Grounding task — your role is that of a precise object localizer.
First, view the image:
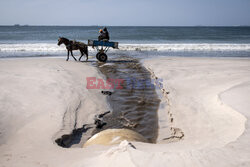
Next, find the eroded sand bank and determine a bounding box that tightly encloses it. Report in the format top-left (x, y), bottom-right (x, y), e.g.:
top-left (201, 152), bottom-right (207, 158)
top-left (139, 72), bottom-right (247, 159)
top-left (0, 58), bottom-right (110, 166)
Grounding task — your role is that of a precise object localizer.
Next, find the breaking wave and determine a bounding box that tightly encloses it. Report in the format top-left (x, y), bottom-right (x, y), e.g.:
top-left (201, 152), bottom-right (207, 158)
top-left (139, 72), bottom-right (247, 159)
top-left (0, 43), bottom-right (66, 52)
top-left (119, 43), bottom-right (250, 51)
top-left (1, 43), bottom-right (250, 53)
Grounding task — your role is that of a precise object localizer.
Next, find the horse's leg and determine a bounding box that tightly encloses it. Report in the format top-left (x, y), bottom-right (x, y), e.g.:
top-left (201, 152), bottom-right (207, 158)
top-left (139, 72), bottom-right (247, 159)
top-left (85, 47), bottom-right (88, 61)
top-left (66, 50), bottom-right (69, 61)
top-left (70, 50), bottom-right (77, 61)
top-left (86, 53), bottom-right (88, 61)
top-left (79, 50), bottom-right (83, 61)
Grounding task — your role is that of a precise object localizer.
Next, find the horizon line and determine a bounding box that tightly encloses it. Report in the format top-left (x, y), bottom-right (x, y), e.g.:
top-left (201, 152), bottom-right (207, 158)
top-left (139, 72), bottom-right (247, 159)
top-left (0, 24), bottom-right (250, 27)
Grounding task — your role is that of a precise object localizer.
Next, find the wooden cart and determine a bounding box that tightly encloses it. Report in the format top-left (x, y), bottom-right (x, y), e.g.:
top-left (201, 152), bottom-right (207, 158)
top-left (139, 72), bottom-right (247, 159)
top-left (88, 40), bottom-right (119, 62)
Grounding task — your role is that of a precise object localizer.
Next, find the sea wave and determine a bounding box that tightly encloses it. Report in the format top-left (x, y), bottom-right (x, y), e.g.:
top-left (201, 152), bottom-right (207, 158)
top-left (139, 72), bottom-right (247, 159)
top-left (120, 43), bottom-right (250, 51)
top-left (0, 43), bottom-right (65, 52)
top-left (0, 43), bottom-right (250, 52)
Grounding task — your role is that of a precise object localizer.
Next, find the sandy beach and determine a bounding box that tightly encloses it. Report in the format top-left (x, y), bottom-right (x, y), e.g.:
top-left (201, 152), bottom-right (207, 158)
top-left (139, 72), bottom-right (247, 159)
top-left (0, 57), bottom-right (250, 167)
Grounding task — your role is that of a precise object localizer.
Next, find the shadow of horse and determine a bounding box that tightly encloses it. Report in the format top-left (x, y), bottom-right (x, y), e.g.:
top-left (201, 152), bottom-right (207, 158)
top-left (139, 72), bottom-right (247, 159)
top-left (58, 37), bottom-right (88, 61)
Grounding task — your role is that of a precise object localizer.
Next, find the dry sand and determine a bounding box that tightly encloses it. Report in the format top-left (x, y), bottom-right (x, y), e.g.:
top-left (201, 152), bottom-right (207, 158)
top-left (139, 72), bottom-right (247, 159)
top-left (0, 57), bottom-right (250, 167)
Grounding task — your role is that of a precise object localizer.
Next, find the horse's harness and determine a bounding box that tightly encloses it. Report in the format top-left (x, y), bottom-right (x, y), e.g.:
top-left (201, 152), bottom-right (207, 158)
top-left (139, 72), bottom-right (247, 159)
top-left (66, 41), bottom-right (74, 49)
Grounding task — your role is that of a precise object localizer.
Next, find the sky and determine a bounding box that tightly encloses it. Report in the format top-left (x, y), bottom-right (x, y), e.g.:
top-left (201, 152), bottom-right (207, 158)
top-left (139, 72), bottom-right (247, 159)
top-left (0, 0), bottom-right (250, 26)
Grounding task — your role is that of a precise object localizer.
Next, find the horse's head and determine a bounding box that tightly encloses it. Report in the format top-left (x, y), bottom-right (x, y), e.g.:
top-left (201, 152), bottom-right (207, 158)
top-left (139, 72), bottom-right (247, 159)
top-left (57, 37), bottom-right (63, 46)
top-left (58, 37), bottom-right (69, 46)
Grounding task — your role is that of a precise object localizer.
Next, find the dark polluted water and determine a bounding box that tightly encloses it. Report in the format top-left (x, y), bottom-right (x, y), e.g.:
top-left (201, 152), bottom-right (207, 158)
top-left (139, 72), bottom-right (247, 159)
top-left (92, 55), bottom-right (160, 143)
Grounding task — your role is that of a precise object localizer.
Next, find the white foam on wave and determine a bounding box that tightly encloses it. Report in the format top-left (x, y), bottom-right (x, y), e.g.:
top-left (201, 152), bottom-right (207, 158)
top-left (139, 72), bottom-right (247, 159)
top-left (0, 43), bottom-right (250, 52)
top-left (0, 43), bottom-right (66, 52)
top-left (120, 43), bottom-right (250, 51)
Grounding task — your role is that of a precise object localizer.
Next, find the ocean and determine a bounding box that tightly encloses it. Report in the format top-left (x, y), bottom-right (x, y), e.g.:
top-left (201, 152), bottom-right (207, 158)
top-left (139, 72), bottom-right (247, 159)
top-left (0, 26), bottom-right (250, 58)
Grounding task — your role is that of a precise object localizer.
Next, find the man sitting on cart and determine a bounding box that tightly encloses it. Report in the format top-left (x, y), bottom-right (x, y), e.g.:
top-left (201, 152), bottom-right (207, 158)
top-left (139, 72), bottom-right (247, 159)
top-left (98, 27), bottom-right (110, 41)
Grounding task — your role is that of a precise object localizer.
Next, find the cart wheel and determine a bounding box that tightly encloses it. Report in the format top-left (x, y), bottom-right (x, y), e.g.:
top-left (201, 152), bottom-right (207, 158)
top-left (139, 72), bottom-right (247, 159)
top-left (98, 53), bottom-right (107, 62)
top-left (96, 52), bottom-right (100, 60)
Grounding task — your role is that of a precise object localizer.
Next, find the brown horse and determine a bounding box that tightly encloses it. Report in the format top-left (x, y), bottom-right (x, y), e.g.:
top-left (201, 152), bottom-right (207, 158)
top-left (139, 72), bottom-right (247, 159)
top-left (57, 37), bottom-right (88, 61)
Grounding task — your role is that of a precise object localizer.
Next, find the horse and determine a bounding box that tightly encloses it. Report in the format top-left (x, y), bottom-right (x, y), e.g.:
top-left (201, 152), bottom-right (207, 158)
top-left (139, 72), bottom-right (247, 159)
top-left (57, 37), bottom-right (88, 61)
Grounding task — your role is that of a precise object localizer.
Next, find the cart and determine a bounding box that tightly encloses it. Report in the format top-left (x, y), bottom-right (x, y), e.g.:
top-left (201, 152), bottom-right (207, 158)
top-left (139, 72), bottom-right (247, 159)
top-left (88, 40), bottom-right (119, 62)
